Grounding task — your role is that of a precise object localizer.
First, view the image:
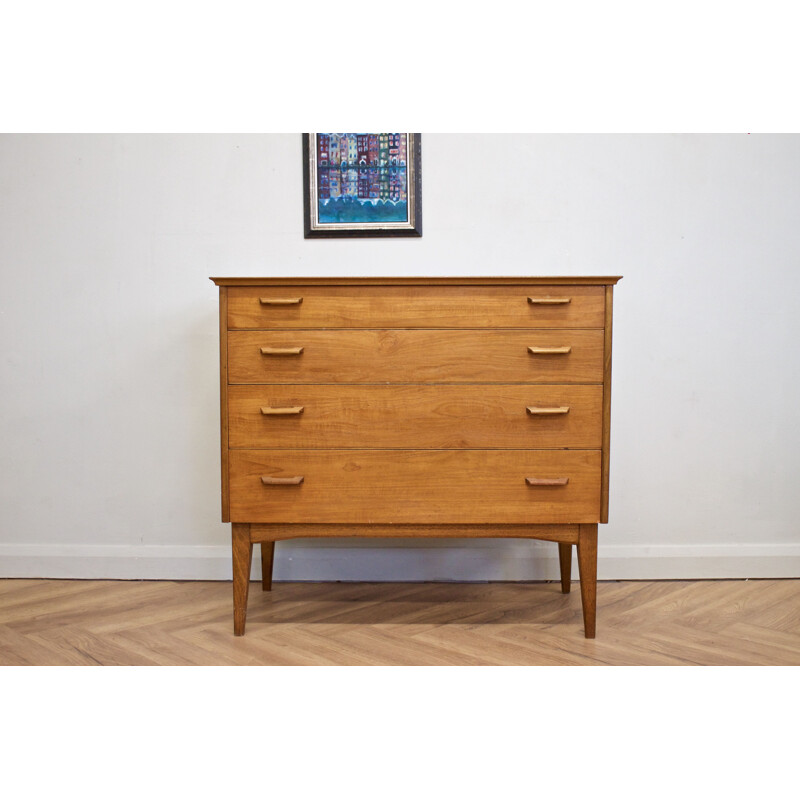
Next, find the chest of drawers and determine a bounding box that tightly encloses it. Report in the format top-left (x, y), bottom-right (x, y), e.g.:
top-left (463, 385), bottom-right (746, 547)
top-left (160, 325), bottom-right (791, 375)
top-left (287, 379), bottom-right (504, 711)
top-left (211, 276), bottom-right (621, 638)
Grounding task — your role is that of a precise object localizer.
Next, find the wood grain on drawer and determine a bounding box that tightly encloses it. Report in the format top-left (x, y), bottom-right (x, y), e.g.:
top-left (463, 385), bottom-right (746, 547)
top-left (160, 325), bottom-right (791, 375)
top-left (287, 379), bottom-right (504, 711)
top-left (227, 329), bottom-right (604, 384)
top-left (227, 285), bottom-right (605, 329)
top-left (228, 449), bottom-right (601, 524)
top-left (228, 384), bottom-right (602, 449)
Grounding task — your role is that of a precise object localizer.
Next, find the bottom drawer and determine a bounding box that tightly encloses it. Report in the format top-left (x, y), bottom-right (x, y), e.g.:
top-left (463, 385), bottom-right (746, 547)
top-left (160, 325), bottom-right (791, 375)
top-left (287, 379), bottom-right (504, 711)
top-left (228, 450), bottom-right (601, 524)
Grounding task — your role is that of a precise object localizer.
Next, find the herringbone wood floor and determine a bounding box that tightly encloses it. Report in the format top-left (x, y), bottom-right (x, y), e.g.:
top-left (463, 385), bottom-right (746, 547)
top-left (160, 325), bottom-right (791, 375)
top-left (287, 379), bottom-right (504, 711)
top-left (1, 578), bottom-right (799, 665)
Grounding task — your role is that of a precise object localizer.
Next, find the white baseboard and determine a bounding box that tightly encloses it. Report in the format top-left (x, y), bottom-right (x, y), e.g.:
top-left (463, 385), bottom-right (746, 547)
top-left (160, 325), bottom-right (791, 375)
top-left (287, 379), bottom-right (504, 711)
top-left (1, 540), bottom-right (799, 581)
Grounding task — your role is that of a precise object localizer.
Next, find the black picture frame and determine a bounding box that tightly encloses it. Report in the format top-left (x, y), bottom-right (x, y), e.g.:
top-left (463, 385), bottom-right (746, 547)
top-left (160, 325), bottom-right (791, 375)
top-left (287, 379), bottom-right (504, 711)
top-left (303, 133), bottom-right (422, 238)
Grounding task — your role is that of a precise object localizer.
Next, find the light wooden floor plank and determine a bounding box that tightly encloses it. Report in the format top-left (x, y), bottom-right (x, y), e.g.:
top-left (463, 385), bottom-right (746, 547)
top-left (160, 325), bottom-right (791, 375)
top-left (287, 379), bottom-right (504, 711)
top-left (1, 578), bottom-right (798, 666)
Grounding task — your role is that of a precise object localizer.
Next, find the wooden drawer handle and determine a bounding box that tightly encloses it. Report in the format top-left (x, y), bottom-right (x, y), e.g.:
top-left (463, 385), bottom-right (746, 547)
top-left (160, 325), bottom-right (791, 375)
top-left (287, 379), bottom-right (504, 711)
top-left (526, 477), bottom-right (569, 486)
top-left (260, 297), bottom-right (303, 305)
top-left (528, 346), bottom-right (572, 355)
top-left (527, 406), bottom-right (570, 415)
top-left (261, 406), bottom-right (304, 415)
top-left (260, 346), bottom-right (304, 356)
top-left (527, 296), bottom-right (571, 305)
top-left (261, 475), bottom-right (304, 485)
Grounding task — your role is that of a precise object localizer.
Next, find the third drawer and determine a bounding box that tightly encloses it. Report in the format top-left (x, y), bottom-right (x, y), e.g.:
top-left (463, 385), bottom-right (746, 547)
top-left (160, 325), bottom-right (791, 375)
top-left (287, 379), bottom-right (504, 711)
top-left (228, 384), bottom-right (602, 449)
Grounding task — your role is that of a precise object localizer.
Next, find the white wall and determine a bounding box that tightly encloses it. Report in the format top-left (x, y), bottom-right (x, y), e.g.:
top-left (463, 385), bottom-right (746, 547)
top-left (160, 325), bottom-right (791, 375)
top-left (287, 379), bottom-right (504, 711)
top-left (1, 133), bottom-right (799, 581)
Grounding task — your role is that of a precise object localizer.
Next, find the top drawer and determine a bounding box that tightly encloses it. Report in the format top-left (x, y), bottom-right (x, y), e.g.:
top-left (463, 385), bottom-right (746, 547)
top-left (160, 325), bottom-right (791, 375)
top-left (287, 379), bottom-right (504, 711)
top-left (227, 285), bottom-right (605, 329)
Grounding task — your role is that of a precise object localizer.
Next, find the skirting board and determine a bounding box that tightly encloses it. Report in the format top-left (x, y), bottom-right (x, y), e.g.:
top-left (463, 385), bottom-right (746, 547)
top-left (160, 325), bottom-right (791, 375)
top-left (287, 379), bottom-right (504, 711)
top-left (1, 541), bottom-right (800, 581)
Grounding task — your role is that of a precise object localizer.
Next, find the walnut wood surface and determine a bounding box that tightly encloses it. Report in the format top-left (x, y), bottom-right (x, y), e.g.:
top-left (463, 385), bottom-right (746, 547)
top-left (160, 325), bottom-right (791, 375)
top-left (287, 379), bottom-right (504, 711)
top-left (259, 297), bottom-right (302, 305)
top-left (219, 287), bottom-right (230, 522)
top-left (227, 285), bottom-right (605, 329)
top-left (212, 276), bottom-right (623, 286)
top-left (578, 523), bottom-right (598, 638)
top-left (249, 523), bottom-right (581, 543)
top-left (558, 542), bottom-right (572, 593)
top-left (227, 329), bottom-right (604, 384)
top-left (228, 449), bottom-right (601, 524)
top-left (231, 523), bottom-right (252, 636)
top-left (228, 384), bottom-right (603, 449)
top-left (601, 285), bottom-right (614, 523)
top-left (261, 476), bottom-right (304, 485)
top-left (260, 542), bottom-right (274, 592)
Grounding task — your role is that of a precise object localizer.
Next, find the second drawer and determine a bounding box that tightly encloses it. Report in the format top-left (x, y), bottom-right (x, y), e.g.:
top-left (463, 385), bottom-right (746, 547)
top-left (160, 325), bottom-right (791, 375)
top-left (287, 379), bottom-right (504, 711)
top-left (228, 384), bottom-right (602, 449)
top-left (228, 329), bottom-right (604, 383)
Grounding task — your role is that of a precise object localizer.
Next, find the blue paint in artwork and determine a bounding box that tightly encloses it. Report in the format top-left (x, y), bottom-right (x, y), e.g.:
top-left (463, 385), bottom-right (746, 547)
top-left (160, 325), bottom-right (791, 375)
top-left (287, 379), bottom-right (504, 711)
top-left (319, 197), bottom-right (408, 224)
top-left (315, 134), bottom-right (410, 225)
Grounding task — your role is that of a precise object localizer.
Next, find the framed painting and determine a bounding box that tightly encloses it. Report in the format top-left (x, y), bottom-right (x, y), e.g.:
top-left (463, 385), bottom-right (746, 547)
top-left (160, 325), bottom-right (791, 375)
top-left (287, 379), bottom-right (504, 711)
top-left (303, 133), bottom-right (422, 238)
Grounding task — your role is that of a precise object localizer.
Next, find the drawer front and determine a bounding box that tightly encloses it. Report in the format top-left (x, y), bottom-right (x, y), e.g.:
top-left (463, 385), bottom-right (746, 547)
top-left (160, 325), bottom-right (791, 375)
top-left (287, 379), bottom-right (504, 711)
top-left (228, 384), bottom-right (603, 449)
top-left (227, 285), bottom-right (605, 329)
top-left (228, 449), bottom-right (601, 524)
top-left (227, 329), bottom-right (604, 384)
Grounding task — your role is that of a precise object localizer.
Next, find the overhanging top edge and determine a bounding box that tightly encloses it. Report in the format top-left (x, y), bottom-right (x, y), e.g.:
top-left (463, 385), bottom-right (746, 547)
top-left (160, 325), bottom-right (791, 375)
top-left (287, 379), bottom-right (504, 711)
top-left (210, 276), bottom-right (623, 286)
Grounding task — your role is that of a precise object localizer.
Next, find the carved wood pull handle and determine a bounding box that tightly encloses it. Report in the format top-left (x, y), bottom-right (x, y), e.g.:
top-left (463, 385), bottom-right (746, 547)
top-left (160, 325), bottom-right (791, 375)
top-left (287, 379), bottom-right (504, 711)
top-left (527, 296), bottom-right (571, 305)
top-left (260, 297), bottom-right (303, 305)
top-left (261, 406), bottom-right (304, 415)
top-left (526, 477), bottom-right (569, 486)
top-left (528, 346), bottom-right (572, 355)
top-left (261, 476), bottom-right (304, 485)
top-left (260, 347), bottom-right (304, 356)
top-left (527, 406), bottom-right (570, 415)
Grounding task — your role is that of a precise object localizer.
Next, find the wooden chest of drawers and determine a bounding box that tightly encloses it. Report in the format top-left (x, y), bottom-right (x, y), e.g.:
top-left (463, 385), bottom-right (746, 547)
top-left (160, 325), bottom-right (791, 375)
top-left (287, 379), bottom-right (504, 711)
top-left (211, 276), bottom-right (621, 637)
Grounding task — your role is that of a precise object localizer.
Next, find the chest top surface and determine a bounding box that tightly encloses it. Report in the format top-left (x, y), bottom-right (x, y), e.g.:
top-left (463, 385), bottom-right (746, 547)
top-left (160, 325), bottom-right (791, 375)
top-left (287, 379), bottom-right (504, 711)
top-left (211, 276), bottom-right (622, 286)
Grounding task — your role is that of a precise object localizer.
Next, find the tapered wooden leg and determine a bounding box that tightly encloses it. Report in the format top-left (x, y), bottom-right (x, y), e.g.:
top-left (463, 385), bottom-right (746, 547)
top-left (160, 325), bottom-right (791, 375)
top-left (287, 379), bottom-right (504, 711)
top-left (558, 542), bottom-right (572, 594)
top-left (232, 523), bottom-right (253, 636)
top-left (260, 541), bottom-right (275, 591)
top-left (577, 523), bottom-right (598, 638)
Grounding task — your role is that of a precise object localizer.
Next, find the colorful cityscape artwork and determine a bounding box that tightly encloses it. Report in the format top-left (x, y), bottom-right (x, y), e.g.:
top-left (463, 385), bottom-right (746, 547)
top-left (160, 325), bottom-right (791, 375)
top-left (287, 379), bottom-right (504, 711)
top-left (303, 133), bottom-right (421, 237)
top-left (317, 133), bottom-right (409, 224)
